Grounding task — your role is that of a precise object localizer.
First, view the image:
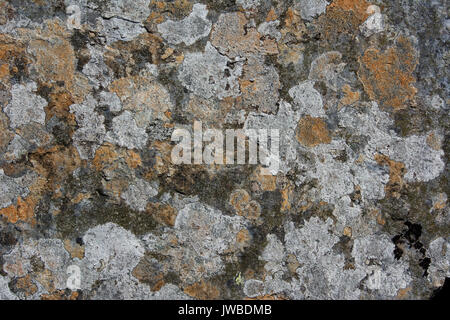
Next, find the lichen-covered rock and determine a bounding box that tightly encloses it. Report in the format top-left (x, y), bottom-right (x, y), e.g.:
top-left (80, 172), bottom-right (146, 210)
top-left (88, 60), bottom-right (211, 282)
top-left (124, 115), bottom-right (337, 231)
top-left (157, 3), bottom-right (212, 46)
top-left (0, 0), bottom-right (448, 301)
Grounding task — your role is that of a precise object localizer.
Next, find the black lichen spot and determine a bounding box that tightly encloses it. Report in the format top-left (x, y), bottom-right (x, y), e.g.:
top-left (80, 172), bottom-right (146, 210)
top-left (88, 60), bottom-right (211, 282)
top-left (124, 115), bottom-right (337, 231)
top-left (392, 221), bottom-right (431, 276)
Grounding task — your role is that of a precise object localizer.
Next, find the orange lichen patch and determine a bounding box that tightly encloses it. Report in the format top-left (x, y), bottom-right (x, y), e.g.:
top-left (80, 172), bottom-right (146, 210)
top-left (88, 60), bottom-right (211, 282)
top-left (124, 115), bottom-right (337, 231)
top-left (250, 166), bottom-right (277, 192)
top-left (328, 0), bottom-right (371, 22)
top-left (296, 116), bottom-right (332, 147)
top-left (236, 229), bottom-right (251, 244)
top-left (14, 275), bottom-right (38, 297)
top-left (375, 154), bottom-right (406, 198)
top-left (161, 47), bottom-right (174, 60)
top-left (30, 145), bottom-right (82, 187)
top-left (0, 1), bottom-right (14, 25)
top-left (0, 63), bottom-right (9, 82)
top-left (132, 259), bottom-right (166, 292)
top-left (426, 132), bottom-right (442, 151)
top-left (229, 189), bottom-right (251, 213)
top-left (71, 192), bottom-right (91, 204)
top-left (319, 5), bottom-right (363, 40)
top-left (0, 34), bottom-right (25, 60)
top-left (184, 281), bottom-right (220, 300)
top-left (109, 75), bottom-right (171, 122)
top-left (266, 8), bottom-right (278, 22)
top-left (45, 90), bottom-right (75, 121)
top-left (343, 226), bottom-right (352, 237)
top-left (41, 291), bottom-right (79, 300)
top-left (148, 140), bottom-right (174, 176)
top-left (0, 111), bottom-right (14, 149)
top-left (0, 34), bottom-right (29, 87)
top-left (210, 12), bottom-right (278, 58)
top-left (228, 189), bottom-right (262, 221)
top-left (358, 37), bottom-right (418, 111)
top-left (432, 193), bottom-right (447, 211)
top-left (242, 201), bottom-right (262, 221)
top-left (146, 0), bottom-right (193, 28)
top-left (26, 21), bottom-right (75, 91)
top-left (92, 143), bottom-right (119, 171)
top-left (369, 208), bottom-right (386, 226)
top-left (104, 33), bottom-right (163, 71)
top-left (280, 181), bottom-right (294, 212)
top-left (0, 196), bottom-right (36, 224)
top-left (339, 84), bottom-right (360, 106)
top-left (146, 202), bottom-right (177, 227)
top-left (280, 8), bottom-right (306, 42)
top-left (396, 287), bottom-right (412, 300)
top-left (186, 94), bottom-right (233, 127)
top-left (126, 150), bottom-right (142, 169)
top-left (64, 239), bottom-right (85, 259)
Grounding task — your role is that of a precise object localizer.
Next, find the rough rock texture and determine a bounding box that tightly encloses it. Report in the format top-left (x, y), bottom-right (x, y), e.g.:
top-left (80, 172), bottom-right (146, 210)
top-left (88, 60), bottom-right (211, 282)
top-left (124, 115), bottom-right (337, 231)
top-left (0, 0), bottom-right (448, 300)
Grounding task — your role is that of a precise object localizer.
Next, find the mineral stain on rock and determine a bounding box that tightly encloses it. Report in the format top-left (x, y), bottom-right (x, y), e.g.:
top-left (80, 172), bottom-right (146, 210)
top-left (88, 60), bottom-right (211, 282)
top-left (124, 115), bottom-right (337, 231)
top-left (0, 0), bottom-right (448, 301)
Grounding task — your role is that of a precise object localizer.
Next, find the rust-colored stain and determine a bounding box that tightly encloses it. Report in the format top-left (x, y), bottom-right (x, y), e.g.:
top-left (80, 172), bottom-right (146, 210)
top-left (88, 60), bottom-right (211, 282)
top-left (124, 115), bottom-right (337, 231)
top-left (358, 37), bottom-right (418, 111)
top-left (296, 116), bottom-right (332, 147)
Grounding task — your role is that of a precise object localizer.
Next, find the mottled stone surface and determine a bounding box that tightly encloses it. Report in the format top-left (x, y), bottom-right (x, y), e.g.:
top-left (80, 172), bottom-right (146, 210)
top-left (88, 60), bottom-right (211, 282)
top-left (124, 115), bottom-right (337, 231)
top-left (0, 0), bottom-right (448, 300)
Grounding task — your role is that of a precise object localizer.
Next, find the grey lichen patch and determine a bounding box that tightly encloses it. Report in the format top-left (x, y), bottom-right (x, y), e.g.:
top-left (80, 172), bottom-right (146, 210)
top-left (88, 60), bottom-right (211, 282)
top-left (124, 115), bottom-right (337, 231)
top-left (82, 222), bottom-right (145, 281)
top-left (101, 18), bottom-right (148, 44)
top-left (3, 82), bottom-right (47, 129)
top-left (309, 51), bottom-right (346, 91)
top-left (82, 45), bottom-right (114, 89)
top-left (121, 178), bottom-right (159, 212)
top-left (360, 12), bottom-right (385, 37)
top-left (178, 42), bottom-right (243, 99)
top-left (352, 234), bottom-right (412, 297)
top-left (70, 95), bottom-right (106, 160)
top-left (0, 169), bottom-right (35, 209)
top-left (1, 0), bottom-right (448, 301)
top-left (105, 111), bottom-right (148, 149)
top-left (0, 276), bottom-right (18, 300)
top-left (384, 135), bottom-right (445, 183)
top-left (94, 0), bottom-right (151, 22)
top-left (157, 3), bottom-right (212, 46)
top-left (237, 0), bottom-right (261, 10)
top-left (295, 0), bottom-right (329, 21)
top-left (240, 55), bottom-right (280, 113)
top-left (98, 91), bottom-right (123, 113)
top-left (289, 81), bottom-right (325, 117)
top-left (427, 237), bottom-right (449, 287)
top-left (257, 21), bottom-right (282, 41)
top-left (283, 217), bottom-right (365, 299)
top-left (174, 201), bottom-right (247, 258)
